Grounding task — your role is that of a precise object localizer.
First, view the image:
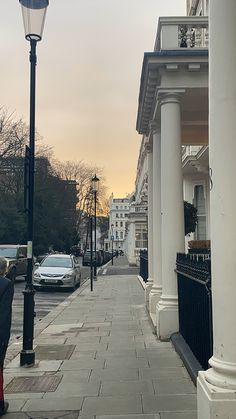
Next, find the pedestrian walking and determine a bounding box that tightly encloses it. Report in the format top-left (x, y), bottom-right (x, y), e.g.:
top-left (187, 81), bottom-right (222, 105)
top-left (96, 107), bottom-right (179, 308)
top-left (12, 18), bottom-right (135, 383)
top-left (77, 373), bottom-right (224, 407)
top-left (0, 257), bottom-right (14, 416)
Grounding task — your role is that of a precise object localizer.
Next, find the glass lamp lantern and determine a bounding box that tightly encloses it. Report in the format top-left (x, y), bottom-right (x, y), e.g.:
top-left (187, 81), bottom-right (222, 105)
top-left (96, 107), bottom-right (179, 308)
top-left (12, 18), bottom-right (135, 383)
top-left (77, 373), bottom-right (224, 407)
top-left (19, 0), bottom-right (49, 41)
top-left (92, 174), bottom-right (100, 192)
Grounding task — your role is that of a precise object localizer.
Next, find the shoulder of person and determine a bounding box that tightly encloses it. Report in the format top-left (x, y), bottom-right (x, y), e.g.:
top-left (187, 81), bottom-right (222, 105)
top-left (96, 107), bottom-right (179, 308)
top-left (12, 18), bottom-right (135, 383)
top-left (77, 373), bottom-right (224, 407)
top-left (0, 276), bottom-right (13, 294)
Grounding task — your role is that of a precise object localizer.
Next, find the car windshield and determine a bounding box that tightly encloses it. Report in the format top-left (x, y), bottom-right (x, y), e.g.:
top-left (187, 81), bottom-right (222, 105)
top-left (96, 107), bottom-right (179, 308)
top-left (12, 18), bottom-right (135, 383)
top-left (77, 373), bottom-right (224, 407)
top-left (0, 248), bottom-right (17, 258)
top-left (40, 257), bottom-right (72, 268)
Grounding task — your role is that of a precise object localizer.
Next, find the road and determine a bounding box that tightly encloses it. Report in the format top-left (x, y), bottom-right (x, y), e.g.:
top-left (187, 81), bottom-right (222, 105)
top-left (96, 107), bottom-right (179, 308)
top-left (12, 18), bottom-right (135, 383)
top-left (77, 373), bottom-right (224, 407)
top-left (11, 265), bottom-right (91, 338)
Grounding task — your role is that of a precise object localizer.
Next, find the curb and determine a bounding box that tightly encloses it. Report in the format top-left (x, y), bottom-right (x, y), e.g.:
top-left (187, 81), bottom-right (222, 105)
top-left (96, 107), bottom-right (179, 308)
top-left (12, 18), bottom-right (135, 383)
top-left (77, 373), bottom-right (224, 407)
top-left (137, 274), bottom-right (147, 290)
top-left (5, 278), bottom-right (90, 366)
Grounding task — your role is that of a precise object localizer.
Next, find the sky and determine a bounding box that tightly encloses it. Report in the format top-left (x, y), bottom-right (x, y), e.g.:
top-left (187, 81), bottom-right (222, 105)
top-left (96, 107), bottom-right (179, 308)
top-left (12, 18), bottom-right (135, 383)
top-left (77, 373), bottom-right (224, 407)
top-left (0, 0), bottom-right (185, 197)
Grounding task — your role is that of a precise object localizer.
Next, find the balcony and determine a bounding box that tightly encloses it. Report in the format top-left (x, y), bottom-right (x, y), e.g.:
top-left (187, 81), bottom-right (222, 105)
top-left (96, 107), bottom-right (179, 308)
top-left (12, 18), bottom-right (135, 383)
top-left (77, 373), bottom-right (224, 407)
top-left (136, 16), bottom-right (208, 138)
top-left (182, 145), bottom-right (203, 160)
top-left (154, 16), bottom-right (208, 51)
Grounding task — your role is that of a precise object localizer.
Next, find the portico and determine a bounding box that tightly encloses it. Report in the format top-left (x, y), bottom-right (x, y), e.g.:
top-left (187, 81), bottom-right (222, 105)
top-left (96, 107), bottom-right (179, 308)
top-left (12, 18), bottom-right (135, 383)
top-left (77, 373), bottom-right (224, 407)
top-left (136, 16), bottom-right (208, 339)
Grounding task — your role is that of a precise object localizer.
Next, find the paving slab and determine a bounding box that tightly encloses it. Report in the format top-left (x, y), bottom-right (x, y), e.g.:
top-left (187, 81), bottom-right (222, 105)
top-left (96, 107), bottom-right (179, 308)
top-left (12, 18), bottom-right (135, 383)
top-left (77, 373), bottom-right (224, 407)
top-left (100, 379), bottom-right (155, 396)
top-left (97, 416), bottom-right (160, 419)
top-left (96, 350), bottom-right (137, 358)
top-left (81, 395), bottom-right (143, 415)
top-left (42, 323), bottom-right (83, 334)
top-left (104, 358), bottom-right (149, 368)
top-left (140, 367), bottom-right (190, 380)
top-left (44, 381), bottom-right (100, 397)
top-left (60, 359), bottom-right (105, 370)
top-left (153, 378), bottom-right (196, 395)
top-left (142, 394), bottom-right (197, 413)
top-left (22, 396), bottom-right (84, 412)
top-left (160, 413), bottom-right (197, 419)
top-left (90, 368), bottom-right (139, 381)
top-left (5, 411), bottom-right (81, 418)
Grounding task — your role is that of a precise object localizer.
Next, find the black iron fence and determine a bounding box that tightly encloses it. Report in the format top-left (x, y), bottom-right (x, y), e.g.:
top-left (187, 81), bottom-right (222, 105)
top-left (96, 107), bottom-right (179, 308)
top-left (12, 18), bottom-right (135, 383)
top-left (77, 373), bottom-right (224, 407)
top-left (140, 249), bottom-right (148, 282)
top-left (176, 253), bottom-right (213, 370)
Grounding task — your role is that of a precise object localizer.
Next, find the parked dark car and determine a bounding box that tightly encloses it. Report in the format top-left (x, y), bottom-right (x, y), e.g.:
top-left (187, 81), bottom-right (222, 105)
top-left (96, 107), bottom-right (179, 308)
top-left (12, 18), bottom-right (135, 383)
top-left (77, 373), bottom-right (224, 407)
top-left (83, 250), bottom-right (102, 266)
top-left (0, 245), bottom-right (27, 282)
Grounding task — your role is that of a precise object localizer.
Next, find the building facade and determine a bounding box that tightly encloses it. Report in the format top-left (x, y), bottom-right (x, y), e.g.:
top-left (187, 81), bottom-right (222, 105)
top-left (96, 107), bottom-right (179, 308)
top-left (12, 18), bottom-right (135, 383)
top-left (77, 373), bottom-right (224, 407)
top-left (135, 0), bottom-right (236, 417)
top-left (108, 194), bottom-right (131, 252)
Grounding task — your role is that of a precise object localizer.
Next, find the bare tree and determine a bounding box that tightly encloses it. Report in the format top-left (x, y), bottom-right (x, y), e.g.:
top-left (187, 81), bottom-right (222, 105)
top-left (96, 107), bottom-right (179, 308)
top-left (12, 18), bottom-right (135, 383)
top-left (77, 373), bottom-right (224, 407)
top-left (53, 160), bottom-right (108, 249)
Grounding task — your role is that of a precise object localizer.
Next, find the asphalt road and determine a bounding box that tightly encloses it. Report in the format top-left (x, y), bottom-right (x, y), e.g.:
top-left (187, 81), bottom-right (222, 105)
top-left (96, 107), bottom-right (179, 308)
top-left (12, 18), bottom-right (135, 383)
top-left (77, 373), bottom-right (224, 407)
top-left (11, 265), bottom-right (91, 338)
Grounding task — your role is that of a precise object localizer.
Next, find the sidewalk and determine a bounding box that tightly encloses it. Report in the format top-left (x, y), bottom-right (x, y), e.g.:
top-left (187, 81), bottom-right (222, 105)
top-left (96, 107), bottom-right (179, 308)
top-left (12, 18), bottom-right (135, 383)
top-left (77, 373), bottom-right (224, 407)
top-left (4, 259), bottom-right (197, 418)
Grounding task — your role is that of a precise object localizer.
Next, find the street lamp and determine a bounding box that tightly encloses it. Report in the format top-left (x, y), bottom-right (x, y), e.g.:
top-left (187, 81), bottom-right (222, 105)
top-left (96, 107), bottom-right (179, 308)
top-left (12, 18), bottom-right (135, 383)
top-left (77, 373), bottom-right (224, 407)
top-left (92, 174), bottom-right (99, 279)
top-left (111, 223), bottom-right (114, 266)
top-left (19, 0), bottom-right (49, 367)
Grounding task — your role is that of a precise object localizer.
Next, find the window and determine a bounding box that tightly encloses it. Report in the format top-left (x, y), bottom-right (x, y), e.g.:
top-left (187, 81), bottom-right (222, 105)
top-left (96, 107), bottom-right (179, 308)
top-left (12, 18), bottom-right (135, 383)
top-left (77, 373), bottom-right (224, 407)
top-left (120, 221), bottom-right (123, 227)
top-left (116, 213), bottom-right (119, 218)
top-left (135, 223), bottom-right (148, 249)
top-left (120, 213), bottom-right (123, 218)
top-left (115, 231), bottom-right (119, 239)
top-left (115, 221), bottom-right (118, 227)
top-left (120, 231), bottom-right (123, 239)
top-left (194, 185), bottom-right (206, 240)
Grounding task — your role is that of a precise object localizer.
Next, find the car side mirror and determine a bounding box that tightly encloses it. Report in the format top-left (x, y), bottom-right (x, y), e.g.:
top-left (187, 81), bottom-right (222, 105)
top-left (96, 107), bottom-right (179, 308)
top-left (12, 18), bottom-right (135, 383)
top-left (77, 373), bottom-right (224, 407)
top-left (34, 262), bottom-right (40, 267)
top-left (18, 254), bottom-right (25, 259)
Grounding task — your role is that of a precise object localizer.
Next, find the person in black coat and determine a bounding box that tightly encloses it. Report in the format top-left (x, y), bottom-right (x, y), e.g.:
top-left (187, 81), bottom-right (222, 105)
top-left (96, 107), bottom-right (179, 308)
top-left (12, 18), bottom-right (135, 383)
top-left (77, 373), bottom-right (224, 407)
top-left (0, 257), bottom-right (14, 416)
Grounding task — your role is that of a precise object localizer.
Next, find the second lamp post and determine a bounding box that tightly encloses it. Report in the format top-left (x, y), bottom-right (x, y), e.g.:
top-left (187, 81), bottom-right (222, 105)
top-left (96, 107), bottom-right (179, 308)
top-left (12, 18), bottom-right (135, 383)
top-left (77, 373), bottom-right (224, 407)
top-left (92, 175), bottom-right (99, 280)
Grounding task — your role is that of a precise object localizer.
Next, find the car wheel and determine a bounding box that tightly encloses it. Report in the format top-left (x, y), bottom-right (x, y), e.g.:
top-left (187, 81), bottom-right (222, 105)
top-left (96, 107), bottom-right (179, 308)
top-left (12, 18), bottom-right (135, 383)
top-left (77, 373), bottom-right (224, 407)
top-left (70, 279), bottom-right (76, 292)
top-left (9, 268), bottom-right (16, 283)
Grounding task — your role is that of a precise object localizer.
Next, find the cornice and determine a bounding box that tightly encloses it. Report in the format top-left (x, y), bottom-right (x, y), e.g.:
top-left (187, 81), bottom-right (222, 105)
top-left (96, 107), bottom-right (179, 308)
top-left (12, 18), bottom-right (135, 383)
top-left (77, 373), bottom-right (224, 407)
top-left (136, 50), bottom-right (208, 136)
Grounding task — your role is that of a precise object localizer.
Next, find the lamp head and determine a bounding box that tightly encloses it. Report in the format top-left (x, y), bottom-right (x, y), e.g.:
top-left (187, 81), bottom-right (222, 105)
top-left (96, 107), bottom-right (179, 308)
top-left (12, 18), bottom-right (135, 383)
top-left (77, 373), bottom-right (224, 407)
top-left (19, 0), bottom-right (49, 42)
top-left (92, 174), bottom-right (100, 192)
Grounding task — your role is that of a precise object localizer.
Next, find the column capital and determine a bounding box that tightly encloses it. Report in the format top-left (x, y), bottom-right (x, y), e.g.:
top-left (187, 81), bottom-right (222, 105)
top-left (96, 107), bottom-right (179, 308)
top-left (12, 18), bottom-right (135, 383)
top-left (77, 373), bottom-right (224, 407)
top-left (158, 89), bottom-right (186, 106)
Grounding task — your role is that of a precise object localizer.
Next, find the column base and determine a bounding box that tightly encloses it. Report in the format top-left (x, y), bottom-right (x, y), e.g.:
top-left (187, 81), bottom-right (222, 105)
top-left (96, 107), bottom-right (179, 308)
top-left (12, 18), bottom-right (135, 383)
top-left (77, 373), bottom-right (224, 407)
top-left (145, 279), bottom-right (154, 306)
top-left (149, 285), bottom-right (162, 315)
top-left (197, 371), bottom-right (236, 419)
top-left (156, 295), bottom-right (179, 340)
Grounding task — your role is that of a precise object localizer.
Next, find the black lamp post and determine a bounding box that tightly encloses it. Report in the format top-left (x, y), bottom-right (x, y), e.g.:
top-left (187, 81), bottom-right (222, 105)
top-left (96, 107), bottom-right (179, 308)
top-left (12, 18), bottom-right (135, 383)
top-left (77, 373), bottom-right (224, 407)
top-left (92, 174), bottom-right (99, 279)
top-left (111, 223), bottom-right (114, 266)
top-left (19, 0), bottom-right (49, 367)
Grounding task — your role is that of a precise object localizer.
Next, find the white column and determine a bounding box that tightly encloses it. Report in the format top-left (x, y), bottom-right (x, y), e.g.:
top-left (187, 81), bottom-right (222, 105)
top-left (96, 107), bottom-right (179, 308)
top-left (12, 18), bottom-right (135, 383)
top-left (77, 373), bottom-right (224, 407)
top-left (198, 1), bottom-right (236, 417)
top-left (145, 141), bottom-right (154, 305)
top-left (127, 221), bottom-right (136, 266)
top-left (149, 127), bottom-right (162, 321)
top-left (157, 93), bottom-right (184, 340)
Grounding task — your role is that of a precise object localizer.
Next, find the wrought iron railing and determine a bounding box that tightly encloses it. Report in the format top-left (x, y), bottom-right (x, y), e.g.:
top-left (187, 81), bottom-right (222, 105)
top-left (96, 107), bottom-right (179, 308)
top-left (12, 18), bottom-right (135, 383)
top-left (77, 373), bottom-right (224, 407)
top-left (139, 249), bottom-right (148, 282)
top-left (176, 253), bottom-right (213, 370)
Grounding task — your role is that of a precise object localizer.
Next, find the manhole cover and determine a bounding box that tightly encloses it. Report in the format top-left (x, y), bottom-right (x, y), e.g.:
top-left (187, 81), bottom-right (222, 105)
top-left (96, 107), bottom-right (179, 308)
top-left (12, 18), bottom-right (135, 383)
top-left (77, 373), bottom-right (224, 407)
top-left (5, 375), bottom-right (62, 393)
top-left (35, 345), bottom-right (75, 360)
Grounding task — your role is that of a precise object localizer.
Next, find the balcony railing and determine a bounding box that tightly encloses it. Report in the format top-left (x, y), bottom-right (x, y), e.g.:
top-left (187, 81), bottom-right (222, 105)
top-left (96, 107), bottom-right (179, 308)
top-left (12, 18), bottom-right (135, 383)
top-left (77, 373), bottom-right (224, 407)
top-left (139, 249), bottom-right (148, 282)
top-left (182, 145), bottom-right (203, 160)
top-left (155, 16), bottom-right (208, 51)
top-left (130, 205), bottom-right (148, 214)
top-left (176, 253), bottom-right (213, 370)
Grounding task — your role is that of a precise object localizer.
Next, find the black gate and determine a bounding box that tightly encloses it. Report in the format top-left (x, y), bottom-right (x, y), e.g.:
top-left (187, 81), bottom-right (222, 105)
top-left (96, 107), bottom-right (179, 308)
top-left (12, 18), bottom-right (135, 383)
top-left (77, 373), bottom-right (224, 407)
top-left (139, 249), bottom-right (148, 282)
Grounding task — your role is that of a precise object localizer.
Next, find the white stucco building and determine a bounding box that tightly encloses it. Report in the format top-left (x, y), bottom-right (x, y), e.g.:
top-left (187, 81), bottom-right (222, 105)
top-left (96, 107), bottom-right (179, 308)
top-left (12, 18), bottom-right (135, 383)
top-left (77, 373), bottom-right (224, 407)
top-left (108, 194), bottom-right (131, 252)
top-left (134, 0), bottom-right (236, 417)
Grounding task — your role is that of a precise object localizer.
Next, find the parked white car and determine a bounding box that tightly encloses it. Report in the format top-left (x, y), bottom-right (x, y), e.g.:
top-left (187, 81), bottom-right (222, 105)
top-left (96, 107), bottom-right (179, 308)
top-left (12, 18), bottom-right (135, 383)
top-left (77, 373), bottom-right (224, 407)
top-left (33, 254), bottom-right (81, 290)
